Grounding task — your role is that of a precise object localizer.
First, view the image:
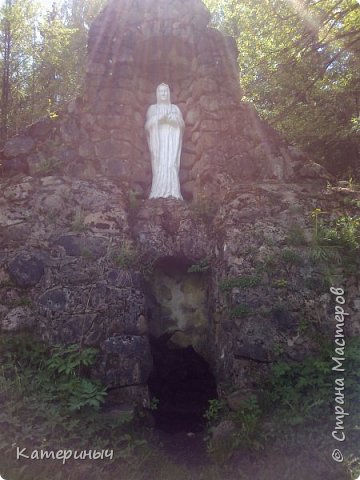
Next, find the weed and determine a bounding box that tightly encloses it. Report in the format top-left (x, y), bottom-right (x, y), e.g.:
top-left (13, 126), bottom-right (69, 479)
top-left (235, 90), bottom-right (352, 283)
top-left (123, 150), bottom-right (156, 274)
top-left (231, 395), bottom-right (263, 450)
top-left (112, 244), bottom-right (138, 269)
top-left (310, 209), bottom-right (360, 266)
top-left (281, 249), bottom-right (303, 265)
top-left (219, 275), bottom-right (260, 292)
top-left (298, 318), bottom-right (312, 334)
top-left (204, 398), bottom-right (227, 424)
top-left (188, 257), bottom-right (210, 273)
top-left (230, 305), bottom-right (250, 318)
top-left (273, 279), bottom-right (288, 288)
top-left (36, 156), bottom-right (63, 174)
top-left (260, 255), bottom-right (277, 272)
top-left (149, 397), bottom-right (159, 411)
top-left (0, 334), bottom-right (107, 412)
top-left (265, 337), bottom-right (360, 426)
top-left (47, 99), bottom-right (59, 120)
top-left (309, 244), bottom-right (341, 264)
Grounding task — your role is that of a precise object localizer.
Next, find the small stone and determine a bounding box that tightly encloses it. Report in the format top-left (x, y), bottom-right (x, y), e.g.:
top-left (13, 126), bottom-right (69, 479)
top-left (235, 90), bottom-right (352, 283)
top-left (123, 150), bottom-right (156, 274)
top-left (1, 306), bottom-right (34, 331)
top-left (4, 182), bottom-right (33, 201)
top-left (8, 253), bottom-right (45, 288)
top-left (38, 288), bottom-right (71, 313)
top-left (40, 194), bottom-right (66, 213)
top-left (1, 307), bottom-right (34, 332)
top-left (100, 335), bottom-right (153, 387)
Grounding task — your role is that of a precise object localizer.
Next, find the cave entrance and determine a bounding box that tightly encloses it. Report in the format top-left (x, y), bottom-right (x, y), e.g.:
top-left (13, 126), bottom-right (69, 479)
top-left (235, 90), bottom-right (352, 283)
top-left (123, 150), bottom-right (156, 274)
top-left (148, 333), bottom-right (217, 433)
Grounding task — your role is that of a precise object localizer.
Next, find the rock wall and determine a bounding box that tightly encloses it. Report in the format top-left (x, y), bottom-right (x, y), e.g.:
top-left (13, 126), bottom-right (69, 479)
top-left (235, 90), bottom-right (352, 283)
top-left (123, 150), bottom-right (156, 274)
top-left (0, 0), bottom-right (358, 406)
top-left (1, 171), bottom-right (359, 401)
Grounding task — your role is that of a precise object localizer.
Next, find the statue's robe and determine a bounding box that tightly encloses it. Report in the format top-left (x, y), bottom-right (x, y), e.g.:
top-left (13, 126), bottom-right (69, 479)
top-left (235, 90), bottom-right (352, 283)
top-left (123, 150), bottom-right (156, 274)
top-left (145, 103), bottom-right (184, 200)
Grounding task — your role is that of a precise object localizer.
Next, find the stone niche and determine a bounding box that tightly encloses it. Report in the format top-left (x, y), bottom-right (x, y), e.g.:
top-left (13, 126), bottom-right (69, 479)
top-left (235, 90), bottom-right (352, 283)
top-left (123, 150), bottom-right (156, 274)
top-left (81, 0), bottom-right (241, 199)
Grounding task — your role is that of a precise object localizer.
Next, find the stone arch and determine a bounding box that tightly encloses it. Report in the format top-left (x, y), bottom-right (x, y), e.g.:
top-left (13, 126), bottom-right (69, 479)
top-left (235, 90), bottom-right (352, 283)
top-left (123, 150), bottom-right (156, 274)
top-left (81, 0), bottom-right (244, 197)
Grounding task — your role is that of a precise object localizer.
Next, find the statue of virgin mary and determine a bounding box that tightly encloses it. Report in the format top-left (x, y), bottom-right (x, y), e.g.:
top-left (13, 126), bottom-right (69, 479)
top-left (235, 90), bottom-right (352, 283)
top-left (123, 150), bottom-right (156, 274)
top-left (145, 83), bottom-right (184, 200)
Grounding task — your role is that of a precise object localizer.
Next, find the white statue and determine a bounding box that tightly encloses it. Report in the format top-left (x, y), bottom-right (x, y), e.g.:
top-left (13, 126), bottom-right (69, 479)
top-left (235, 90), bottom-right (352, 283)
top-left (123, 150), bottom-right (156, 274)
top-left (145, 83), bottom-right (184, 200)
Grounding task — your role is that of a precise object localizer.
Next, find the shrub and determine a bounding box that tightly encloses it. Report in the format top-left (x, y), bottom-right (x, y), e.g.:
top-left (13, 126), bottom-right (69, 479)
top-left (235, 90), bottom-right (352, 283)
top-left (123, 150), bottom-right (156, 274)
top-left (188, 257), bottom-right (210, 273)
top-left (281, 249), bottom-right (303, 265)
top-left (0, 334), bottom-right (107, 412)
top-left (219, 275), bottom-right (260, 291)
top-left (230, 305), bottom-right (250, 318)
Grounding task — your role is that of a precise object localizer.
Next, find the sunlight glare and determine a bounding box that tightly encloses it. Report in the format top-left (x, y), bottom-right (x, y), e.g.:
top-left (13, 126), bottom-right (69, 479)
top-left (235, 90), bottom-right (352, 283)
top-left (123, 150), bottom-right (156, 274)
top-left (285, 0), bottom-right (320, 33)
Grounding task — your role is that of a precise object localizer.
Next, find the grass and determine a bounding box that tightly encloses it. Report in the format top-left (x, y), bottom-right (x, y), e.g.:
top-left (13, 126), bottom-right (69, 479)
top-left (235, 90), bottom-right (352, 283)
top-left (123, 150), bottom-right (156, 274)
top-left (0, 333), bottom-right (359, 480)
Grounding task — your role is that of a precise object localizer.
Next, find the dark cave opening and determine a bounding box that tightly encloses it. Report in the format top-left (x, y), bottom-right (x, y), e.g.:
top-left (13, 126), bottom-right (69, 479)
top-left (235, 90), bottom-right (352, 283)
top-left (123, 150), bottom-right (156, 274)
top-left (148, 334), bottom-right (217, 434)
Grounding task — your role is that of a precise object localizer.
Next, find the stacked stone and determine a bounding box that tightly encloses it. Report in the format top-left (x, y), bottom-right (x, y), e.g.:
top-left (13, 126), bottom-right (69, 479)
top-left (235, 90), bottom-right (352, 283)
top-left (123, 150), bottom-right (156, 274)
top-left (0, 174), bottom-right (155, 405)
top-left (0, 0), bottom-right (342, 409)
top-left (77, 0), bottom-right (244, 199)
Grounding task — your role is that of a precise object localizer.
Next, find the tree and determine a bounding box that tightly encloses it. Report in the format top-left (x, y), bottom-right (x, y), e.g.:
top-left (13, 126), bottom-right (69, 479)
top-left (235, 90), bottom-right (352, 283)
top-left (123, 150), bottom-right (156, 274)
top-left (0, 0), bottom-right (40, 140)
top-left (204, 0), bottom-right (360, 177)
top-left (0, 0), bottom-right (106, 141)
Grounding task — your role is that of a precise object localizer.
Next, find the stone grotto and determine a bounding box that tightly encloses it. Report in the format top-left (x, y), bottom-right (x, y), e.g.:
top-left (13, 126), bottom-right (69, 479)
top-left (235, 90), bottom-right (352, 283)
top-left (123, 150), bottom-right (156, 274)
top-left (0, 0), bottom-right (359, 431)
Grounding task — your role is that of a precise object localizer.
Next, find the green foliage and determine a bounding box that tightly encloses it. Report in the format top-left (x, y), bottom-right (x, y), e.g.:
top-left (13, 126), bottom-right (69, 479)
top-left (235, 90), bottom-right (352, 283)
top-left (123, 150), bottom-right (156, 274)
top-left (219, 275), bottom-right (260, 291)
top-left (65, 378), bottom-right (106, 411)
top-left (259, 255), bottom-right (277, 272)
top-left (343, 337), bottom-right (360, 404)
top-left (46, 343), bottom-right (98, 375)
top-left (230, 304), bottom-right (250, 318)
top-left (267, 337), bottom-right (360, 424)
top-left (281, 249), bottom-right (303, 265)
top-left (204, 398), bottom-right (227, 423)
top-left (0, 0), bottom-right (107, 141)
top-left (0, 333), bottom-right (48, 369)
top-left (231, 395), bottom-right (263, 450)
top-left (36, 155), bottom-right (63, 174)
top-left (187, 257), bottom-right (210, 273)
top-left (273, 279), bottom-right (288, 288)
top-left (206, 396), bottom-right (263, 463)
top-left (112, 243), bottom-right (138, 269)
top-left (149, 396), bottom-right (160, 411)
top-left (310, 209), bottom-right (360, 265)
top-left (268, 356), bottom-right (332, 423)
top-left (0, 334), bottom-right (107, 412)
top-left (320, 215), bottom-right (360, 251)
top-left (204, 0), bottom-right (360, 178)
